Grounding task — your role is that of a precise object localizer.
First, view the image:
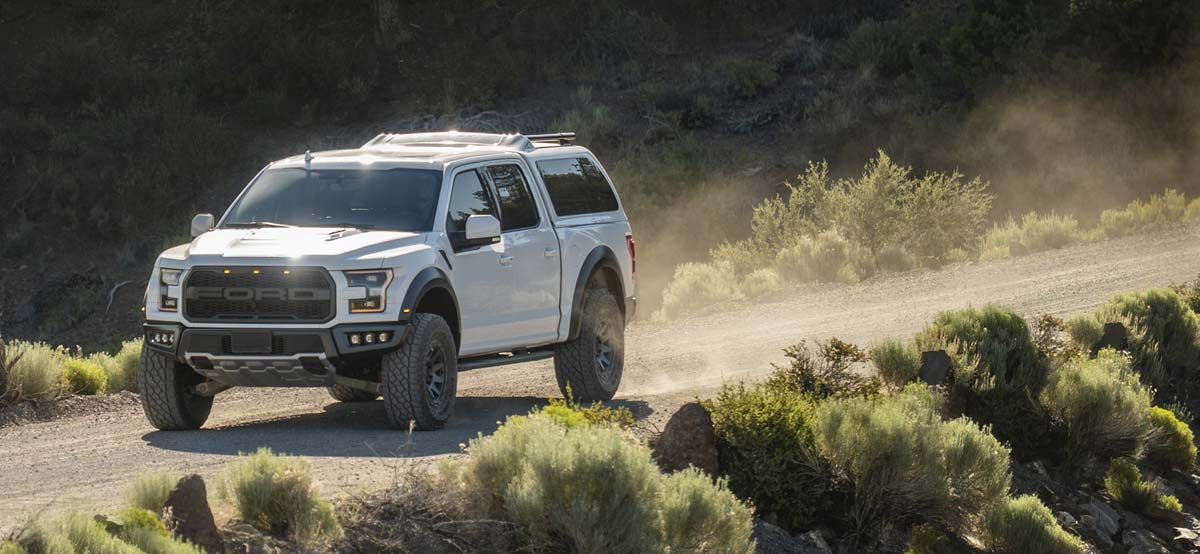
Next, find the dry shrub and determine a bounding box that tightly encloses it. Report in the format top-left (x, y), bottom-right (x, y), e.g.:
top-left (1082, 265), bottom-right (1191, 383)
top-left (981, 495), bottom-right (1084, 554)
top-left (768, 338), bottom-right (878, 399)
top-left (816, 384), bottom-right (1011, 540)
top-left (459, 413), bottom-right (755, 553)
top-left (1065, 314), bottom-right (1104, 352)
top-left (1099, 189), bottom-right (1188, 238)
top-left (92, 339), bottom-right (143, 394)
top-left (124, 471), bottom-right (179, 513)
top-left (739, 268), bottom-right (783, 299)
top-left (1039, 349), bottom-right (1153, 463)
top-left (5, 341), bottom-right (68, 402)
top-left (869, 338), bottom-right (921, 388)
top-left (658, 262), bottom-right (738, 319)
top-left (980, 212), bottom-right (1082, 260)
top-left (1097, 288), bottom-right (1200, 396)
top-left (216, 448), bottom-right (341, 542)
top-left (774, 231), bottom-right (858, 284)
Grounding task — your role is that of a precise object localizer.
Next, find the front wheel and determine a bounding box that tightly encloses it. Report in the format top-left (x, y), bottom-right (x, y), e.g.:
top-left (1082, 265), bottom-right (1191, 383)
top-left (554, 288), bottom-right (625, 402)
top-left (382, 313), bottom-right (458, 430)
top-left (138, 344), bottom-right (213, 430)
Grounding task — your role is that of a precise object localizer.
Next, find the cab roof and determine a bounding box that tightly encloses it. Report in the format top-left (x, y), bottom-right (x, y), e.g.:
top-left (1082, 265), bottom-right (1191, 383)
top-left (270, 131), bottom-right (591, 171)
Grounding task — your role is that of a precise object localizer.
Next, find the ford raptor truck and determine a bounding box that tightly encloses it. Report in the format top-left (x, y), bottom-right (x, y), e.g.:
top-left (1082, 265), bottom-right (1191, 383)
top-left (140, 131), bottom-right (635, 431)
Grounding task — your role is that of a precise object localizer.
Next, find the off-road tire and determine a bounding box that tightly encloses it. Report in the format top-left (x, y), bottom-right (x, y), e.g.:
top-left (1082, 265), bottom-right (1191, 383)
top-left (554, 288), bottom-right (625, 402)
top-left (138, 344), bottom-right (213, 430)
top-left (382, 313), bottom-right (458, 430)
top-left (327, 384), bottom-right (379, 402)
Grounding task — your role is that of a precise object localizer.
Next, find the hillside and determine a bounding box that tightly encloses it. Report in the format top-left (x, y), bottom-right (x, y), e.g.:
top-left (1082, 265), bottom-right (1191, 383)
top-left (1, 1), bottom-right (1199, 348)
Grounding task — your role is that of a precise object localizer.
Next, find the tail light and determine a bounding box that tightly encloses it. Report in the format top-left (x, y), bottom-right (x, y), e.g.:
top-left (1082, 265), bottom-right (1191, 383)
top-left (626, 233), bottom-right (636, 275)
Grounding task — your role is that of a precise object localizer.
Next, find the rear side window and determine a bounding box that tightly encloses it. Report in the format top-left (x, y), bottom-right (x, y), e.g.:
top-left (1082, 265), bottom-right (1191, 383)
top-left (536, 157), bottom-right (619, 217)
top-left (486, 164), bottom-right (539, 231)
top-left (445, 169), bottom-right (497, 235)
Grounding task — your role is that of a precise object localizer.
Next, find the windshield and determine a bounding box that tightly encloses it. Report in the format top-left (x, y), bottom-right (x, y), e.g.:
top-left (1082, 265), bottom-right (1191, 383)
top-left (221, 168), bottom-right (443, 231)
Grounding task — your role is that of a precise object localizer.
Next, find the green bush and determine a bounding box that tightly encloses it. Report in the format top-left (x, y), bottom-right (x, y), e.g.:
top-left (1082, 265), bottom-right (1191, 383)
top-left (1065, 314), bottom-right (1104, 352)
top-left (536, 395), bottom-right (634, 429)
top-left (461, 413), bottom-right (755, 553)
top-left (216, 448), bottom-right (341, 542)
top-left (0, 541), bottom-right (24, 554)
top-left (816, 384), bottom-right (1011, 539)
top-left (1039, 349), bottom-right (1153, 462)
top-left (124, 471), bottom-right (179, 513)
top-left (5, 341), bottom-right (67, 402)
top-left (876, 244), bottom-right (916, 273)
top-left (92, 339), bottom-right (143, 394)
top-left (703, 382), bottom-right (833, 530)
top-left (961, 385), bottom-right (1064, 463)
top-left (981, 495), bottom-right (1084, 554)
top-left (1145, 406), bottom-right (1197, 472)
top-left (914, 305), bottom-right (1041, 391)
top-left (658, 262), bottom-right (739, 319)
top-left (870, 338), bottom-right (921, 387)
top-left (835, 18), bottom-right (912, 76)
top-left (1098, 288), bottom-right (1200, 392)
top-left (10, 511), bottom-right (194, 554)
top-left (980, 213), bottom-right (1083, 260)
top-left (62, 358), bottom-right (108, 396)
top-left (1099, 189), bottom-right (1188, 238)
top-left (739, 268), bottom-right (783, 299)
top-left (767, 338), bottom-right (878, 399)
top-left (1105, 457), bottom-right (1180, 514)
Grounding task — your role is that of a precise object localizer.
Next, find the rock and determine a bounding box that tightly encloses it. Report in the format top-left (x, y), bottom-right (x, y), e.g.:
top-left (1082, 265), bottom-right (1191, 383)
top-left (752, 520), bottom-right (830, 554)
top-left (1173, 527), bottom-right (1200, 548)
top-left (221, 522), bottom-right (299, 554)
top-left (1055, 511), bottom-right (1078, 528)
top-left (1099, 322), bottom-right (1128, 351)
top-left (162, 474), bottom-right (224, 554)
top-left (1080, 515), bottom-right (1115, 549)
top-left (1123, 529), bottom-right (1172, 554)
top-left (654, 402), bottom-right (718, 476)
top-left (1122, 509), bottom-right (1150, 530)
top-left (917, 351), bottom-right (952, 385)
top-left (1144, 505), bottom-right (1188, 526)
top-left (1085, 497), bottom-right (1122, 537)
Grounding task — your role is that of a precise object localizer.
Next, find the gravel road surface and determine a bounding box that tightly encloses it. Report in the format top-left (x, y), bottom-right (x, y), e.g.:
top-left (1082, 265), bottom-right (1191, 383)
top-left (3, 226), bottom-right (1198, 528)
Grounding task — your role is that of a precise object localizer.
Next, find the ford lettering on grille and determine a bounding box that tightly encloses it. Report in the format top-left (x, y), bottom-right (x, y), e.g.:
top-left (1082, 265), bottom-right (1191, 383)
top-left (183, 267), bottom-right (335, 322)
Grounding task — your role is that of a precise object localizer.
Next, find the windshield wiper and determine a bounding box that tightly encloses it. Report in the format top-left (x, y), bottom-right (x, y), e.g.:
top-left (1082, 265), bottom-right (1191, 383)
top-left (224, 221), bottom-right (297, 228)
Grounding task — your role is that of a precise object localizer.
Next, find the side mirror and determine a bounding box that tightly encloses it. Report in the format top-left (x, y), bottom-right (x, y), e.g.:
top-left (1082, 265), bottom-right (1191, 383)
top-left (464, 214), bottom-right (501, 242)
top-left (191, 213), bottom-right (215, 237)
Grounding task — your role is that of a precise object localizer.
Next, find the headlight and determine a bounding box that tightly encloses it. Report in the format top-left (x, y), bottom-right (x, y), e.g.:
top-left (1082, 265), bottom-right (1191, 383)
top-left (159, 268), bottom-right (183, 311)
top-left (345, 270), bottom-right (392, 313)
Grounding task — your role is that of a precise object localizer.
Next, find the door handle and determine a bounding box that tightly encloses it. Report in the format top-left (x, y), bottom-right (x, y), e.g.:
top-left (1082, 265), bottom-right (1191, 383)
top-left (499, 255), bottom-right (514, 267)
top-left (544, 248), bottom-right (559, 258)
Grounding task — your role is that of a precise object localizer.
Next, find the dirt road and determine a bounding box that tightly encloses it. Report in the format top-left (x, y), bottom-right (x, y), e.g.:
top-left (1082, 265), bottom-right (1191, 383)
top-left (3, 226), bottom-right (1199, 528)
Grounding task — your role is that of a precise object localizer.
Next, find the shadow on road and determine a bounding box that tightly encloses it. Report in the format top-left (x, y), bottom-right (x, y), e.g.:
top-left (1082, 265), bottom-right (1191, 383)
top-left (142, 396), bottom-right (652, 459)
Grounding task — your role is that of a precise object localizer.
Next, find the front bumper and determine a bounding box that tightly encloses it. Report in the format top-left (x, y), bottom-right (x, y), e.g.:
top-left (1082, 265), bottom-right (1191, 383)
top-left (144, 321), bottom-right (410, 387)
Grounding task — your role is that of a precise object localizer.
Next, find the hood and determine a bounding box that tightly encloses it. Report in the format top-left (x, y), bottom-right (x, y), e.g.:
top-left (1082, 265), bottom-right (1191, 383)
top-left (163, 227), bottom-right (427, 268)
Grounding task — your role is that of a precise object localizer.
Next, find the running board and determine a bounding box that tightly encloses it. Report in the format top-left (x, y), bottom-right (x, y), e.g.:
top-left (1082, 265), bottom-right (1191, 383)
top-left (458, 349), bottom-right (555, 371)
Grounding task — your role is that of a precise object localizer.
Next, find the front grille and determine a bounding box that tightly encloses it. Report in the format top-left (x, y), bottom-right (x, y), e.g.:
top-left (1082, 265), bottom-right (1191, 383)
top-left (184, 332), bottom-right (327, 355)
top-left (183, 267), bottom-right (335, 323)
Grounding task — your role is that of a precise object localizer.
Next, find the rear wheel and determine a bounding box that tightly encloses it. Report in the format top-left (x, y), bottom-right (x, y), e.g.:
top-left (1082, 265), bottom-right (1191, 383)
top-left (138, 344), bottom-right (213, 430)
top-left (382, 313), bottom-right (458, 430)
top-left (327, 384), bottom-right (379, 402)
top-left (554, 288), bottom-right (625, 402)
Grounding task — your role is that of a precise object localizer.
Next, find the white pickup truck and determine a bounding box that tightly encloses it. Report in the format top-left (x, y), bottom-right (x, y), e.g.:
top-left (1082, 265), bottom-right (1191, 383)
top-left (141, 132), bottom-right (635, 431)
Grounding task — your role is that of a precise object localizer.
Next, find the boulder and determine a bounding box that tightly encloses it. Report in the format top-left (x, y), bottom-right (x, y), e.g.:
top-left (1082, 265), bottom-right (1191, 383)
top-left (917, 351), bottom-right (952, 386)
top-left (1084, 497), bottom-right (1122, 537)
top-left (654, 402), bottom-right (719, 476)
top-left (162, 474), bottom-right (224, 554)
top-left (750, 520), bottom-right (832, 554)
top-left (1099, 322), bottom-right (1128, 351)
top-left (1123, 529), bottom-right (1173, 554)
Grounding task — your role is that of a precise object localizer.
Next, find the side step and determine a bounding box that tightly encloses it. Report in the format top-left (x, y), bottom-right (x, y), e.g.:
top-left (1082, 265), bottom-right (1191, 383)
top-left (459, 348), bottom-right (555, 371)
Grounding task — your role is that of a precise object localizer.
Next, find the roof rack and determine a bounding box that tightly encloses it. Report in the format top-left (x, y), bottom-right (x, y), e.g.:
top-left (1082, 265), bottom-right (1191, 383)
top-left (525, 133), bottom-right (577, 146)
top-left (361, 131), bottom-right (577, 152)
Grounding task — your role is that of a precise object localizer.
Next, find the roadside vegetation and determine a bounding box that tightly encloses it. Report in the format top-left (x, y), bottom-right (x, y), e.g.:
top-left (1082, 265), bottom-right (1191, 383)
top-left (657, 151), bottom-right (1200, 319)
top-left (0, 337), bottom-right (142, 409)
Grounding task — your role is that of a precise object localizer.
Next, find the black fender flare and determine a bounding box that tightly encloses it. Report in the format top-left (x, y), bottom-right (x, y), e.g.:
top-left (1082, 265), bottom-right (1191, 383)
top-left (401, 266), bottom-right (460, 330)
top-left (567, 246), bottom-right (625, 341)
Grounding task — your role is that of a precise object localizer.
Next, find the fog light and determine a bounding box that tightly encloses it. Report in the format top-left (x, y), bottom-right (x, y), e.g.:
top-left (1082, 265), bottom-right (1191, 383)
top-left (349, 334), bottom-right (362, 345)
top-left (378, 332), bottom-right (390, 342)
top-left (365, 333), bottom-right (376, 344)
